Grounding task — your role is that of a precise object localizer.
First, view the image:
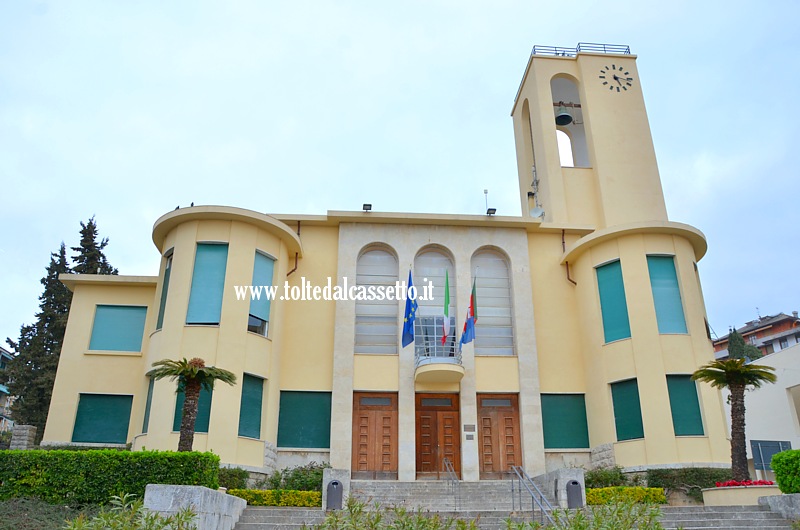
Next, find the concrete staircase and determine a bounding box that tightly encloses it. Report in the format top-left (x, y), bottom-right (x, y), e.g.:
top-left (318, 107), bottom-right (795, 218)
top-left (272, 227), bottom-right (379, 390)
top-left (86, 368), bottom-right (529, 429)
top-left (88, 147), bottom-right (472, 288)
top-left (231, 481), bottom-right (795, 529)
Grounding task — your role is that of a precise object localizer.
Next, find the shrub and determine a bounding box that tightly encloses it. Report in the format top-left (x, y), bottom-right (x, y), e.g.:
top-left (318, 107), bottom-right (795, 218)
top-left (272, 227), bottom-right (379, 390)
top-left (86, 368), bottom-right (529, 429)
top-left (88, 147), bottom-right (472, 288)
top-left (549, 498), bottom-right (664, 529)
top-left (0, 497), bottom-right (100, 530)
top-left (262, 462), bottom-right (328, 492)
top-left (218, 467), bottom-right (249, 490)
top-left (65, 492), bottom-right (196, 530)
top-left (0, 450), bottom-right (219, 506)
top-left (584, 466), bottom-right (631, 488)
top-left (645, 467), bottom-right (732, 503)
top-left (715, 479), bottom-right (774, 487)
top-left (772, 449), bottom-right (800, 494)
top-left (228, 488), bottom-right (321, 507)
top-left (312, 497), bottom-right (478, 529)
top-left (586, 487), bottom-right (666, 505)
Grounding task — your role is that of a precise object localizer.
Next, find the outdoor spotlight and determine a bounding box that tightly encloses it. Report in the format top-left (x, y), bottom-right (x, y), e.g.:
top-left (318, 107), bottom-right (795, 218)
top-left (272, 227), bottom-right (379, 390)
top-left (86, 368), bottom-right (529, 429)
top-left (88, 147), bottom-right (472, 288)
top-left (363, 204), bottom-right (372, 212)
top-left (486, 208), bottom-right (497, 216)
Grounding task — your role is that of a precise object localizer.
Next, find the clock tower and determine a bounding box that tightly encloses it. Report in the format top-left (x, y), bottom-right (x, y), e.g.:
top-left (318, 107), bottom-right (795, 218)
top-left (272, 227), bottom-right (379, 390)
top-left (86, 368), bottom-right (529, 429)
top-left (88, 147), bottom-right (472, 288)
top-left (512, 44), bottom-right (668, 228)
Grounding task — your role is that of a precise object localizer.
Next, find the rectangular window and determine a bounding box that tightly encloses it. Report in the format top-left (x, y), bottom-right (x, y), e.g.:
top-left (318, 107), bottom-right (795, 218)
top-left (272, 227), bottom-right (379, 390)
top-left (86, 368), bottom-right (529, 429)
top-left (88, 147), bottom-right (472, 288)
top-left (765, 343), bottom-right (775, 355)
top-left (540, 394), bottom-right (590, 449)
top-left (780, 337), bottom-right (789, 349)
top-left (666, 375), bottom-right (704, 436)
top-left (611, 379), bottom-right (644, 441)
top-left (596, 260), bottom-right (631, 343)
top-left (186, 243), bottom-right (229, 325)
top-left (238, 374), bottom-right (264, 439)
top-left (142, 377), bottom-right (154, 434)
top-left (277, 391), bottom-right (331, 448)
top-left (647, 256), bottom-right (688, 334)
top-left (88, 305), bottom-right (147, 352)
top-left (172, 386), bottom-right (213, 433)
top-left (248, 252), bottom-right (274, 336)
top-left (414, 316), bottom-right (457, 358)
top-left (156, 253), bottom-right (172, 330)
top-left (72, 394), bottom-right (133, 444)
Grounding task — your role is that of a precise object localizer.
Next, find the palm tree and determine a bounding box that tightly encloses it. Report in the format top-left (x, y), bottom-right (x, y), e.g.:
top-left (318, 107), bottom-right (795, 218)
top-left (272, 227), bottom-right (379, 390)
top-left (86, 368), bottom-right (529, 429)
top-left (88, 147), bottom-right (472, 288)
top-left (692, 358), bottom-right (776, 481)
top-left (148, 358), bottom-right (237, 452)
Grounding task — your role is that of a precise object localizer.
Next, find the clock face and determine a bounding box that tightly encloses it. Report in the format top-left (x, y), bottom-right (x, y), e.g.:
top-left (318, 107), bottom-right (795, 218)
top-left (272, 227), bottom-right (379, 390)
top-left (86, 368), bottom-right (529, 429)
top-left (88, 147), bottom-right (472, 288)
top-left (599, 64), bottom-right (633, 92)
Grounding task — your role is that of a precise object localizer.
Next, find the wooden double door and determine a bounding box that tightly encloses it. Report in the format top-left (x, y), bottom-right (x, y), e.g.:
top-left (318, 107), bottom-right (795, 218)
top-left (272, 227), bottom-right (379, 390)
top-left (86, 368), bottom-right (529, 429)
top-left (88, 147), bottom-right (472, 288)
top-left (351, 392), bottom-right (398, 479)
top-left (415, 393), bottom-right (461, 479)
top-left (477, 393), bottom-right (522, 479)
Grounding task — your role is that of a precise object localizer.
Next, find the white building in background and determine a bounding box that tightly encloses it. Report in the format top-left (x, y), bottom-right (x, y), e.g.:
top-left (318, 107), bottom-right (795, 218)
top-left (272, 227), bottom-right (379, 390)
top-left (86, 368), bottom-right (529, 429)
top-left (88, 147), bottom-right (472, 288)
top-left (723, 343), bottom-right (800, 480)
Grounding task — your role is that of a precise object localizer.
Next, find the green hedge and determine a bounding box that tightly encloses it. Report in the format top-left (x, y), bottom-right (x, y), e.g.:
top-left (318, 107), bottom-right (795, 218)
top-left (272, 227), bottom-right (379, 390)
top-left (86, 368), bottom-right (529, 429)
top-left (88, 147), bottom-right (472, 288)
top-left (772, 450), bottom-right (800, 494)
top-left (646, 467), bottom-right (732, 503)
top-left (586, 486), bottom-right (666, 505)
top-left (219, 467), bottom-right (249, 490)
top-left (0, 450), bottom-right (219, 506)
top-left (228, 489), bottom-right (322, 507)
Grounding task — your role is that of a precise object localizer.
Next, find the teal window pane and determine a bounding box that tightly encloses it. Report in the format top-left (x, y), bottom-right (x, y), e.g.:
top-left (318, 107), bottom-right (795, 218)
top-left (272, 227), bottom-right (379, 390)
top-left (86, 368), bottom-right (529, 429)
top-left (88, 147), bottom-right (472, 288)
top-left (611, 379), bottom-right (644, 441)
top-left (88, 305), bottom-right (147, 352)
top-left (72, 394), bottom-right (133, 444)
top-left (172, 386), bottom-right (213, 433)
top-left (647, 256), bottom-right (688, 334)
top-left (249, 252), bottom-right (275, 323)
top-left (156, 254), bottom-right (172, 330)
top-left (238, 374), bottom-right (264, 438)
top-left (186, 243), bottom-right (229, 325)
top-left (541, 394), bottom-right (590, 449)
top-left (277, 391), bottom-right (331, 448)
top-left (142, 377), bottom-right (154, 434)
top-left (667, 375), bottom-right (704, 436)
top-left (596, 261), bottom-right (631, 343)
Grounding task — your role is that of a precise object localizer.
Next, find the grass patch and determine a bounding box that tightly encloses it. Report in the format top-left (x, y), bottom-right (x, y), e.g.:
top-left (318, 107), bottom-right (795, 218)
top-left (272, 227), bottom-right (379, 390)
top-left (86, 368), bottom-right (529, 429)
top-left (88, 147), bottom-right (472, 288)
top-left (0, 498), bottom-right (100, 530)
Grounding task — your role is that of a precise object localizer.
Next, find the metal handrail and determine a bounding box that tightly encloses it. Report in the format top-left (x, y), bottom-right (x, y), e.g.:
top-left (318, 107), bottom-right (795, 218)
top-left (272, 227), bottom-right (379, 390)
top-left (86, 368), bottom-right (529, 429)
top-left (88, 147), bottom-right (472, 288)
top-left (532, 42), bottom-right (631, 57)
top-left (442, 457), bottom-right (460, 511)
top-left (414, 350), bottom-right (462, 369)
top-left (510, 466), bottom-right (554, 526)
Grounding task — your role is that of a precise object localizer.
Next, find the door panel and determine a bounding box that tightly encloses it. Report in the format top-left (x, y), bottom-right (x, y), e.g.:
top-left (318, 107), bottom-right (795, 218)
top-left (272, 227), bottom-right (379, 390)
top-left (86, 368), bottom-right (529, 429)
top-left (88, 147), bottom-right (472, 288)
top-left (478, 393), bottom-right (520, 479)
top-left (415, 393), bottom-right (461, 479)
top-left (352, 392), bottom-right (398, 479)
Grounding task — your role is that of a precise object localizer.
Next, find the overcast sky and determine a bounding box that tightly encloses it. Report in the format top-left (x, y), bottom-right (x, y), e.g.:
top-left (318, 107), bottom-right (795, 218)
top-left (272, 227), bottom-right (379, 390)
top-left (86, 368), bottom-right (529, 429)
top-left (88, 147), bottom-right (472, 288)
top-left (2, 1), bottom-right (798, 347)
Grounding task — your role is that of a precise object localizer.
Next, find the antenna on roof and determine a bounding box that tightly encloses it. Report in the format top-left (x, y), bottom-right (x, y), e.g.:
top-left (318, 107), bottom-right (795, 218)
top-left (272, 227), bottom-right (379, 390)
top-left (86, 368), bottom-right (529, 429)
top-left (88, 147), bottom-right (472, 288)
top-left (756, 307), bottom-right (762, 319)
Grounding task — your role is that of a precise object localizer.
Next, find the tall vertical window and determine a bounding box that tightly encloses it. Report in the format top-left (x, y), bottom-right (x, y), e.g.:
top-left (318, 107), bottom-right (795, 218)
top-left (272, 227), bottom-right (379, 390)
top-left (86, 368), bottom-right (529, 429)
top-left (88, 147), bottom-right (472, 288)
top-left (142, 377), bottom-right (154, 434)
top-left (610, 379), bottom-right (644, 441)
top-left (238, 374), bottom-right (264, 439)
top-left (666, 375), bottom-right (704, 436)
top-left (596, 260), bottom-right (631, 343)
top-left (414, 250), bottom-right (456, 358)
top-left (355, 249), bottom-right (398, 354)
top-left (186, 243), bottom-right (228, 325)
top-left (89, 305), bottom-right (148, 352)
top-left (472, 250), bottom-right (514, 356)
top-left (156, 252), bottom-right (172, 330)
top-left (647, 256), bottom-right (687, 334)
top-left (248, 252), bottom-right (275, 336)
top-left (277, 391), bottom-right (331, 448)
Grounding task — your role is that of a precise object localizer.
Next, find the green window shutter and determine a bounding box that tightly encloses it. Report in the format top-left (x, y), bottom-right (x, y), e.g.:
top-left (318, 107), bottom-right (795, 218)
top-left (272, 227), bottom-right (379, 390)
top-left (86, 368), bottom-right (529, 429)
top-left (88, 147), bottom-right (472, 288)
top-left (238, 374), bottom-right (264, 438)
top-left (172, 386), bottom-right (213, 433)
top-left (667, 375), bottom-right (704, 436)
top-left (541, 394), bottom-right (590, 449)
top-left (250, 252), bottom-right (275, 322)
top-left (88, 305), bottom-right (147, 352)
top-left (611, 379), bottom-right (644, 441)
top-left (277, 391), bottom-right (331, 448)
top-left (142, 377), bottom-right (154, 434)
top-left (647, 256), bottom-right (688, 334)
top-left (156, 255), bottom-right (172, 330)
top-left (186, 243), bottom-right (229, 325)
top-left (72, 394), bottom-right (133, 444)
top-left (596, 261), bottom-right (631, 343)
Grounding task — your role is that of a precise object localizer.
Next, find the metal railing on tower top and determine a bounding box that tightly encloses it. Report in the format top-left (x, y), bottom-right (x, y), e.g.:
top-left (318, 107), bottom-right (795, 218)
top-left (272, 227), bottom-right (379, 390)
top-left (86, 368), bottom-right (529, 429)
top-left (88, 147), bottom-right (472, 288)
top-left (531, 43), bottom-right (631, 57)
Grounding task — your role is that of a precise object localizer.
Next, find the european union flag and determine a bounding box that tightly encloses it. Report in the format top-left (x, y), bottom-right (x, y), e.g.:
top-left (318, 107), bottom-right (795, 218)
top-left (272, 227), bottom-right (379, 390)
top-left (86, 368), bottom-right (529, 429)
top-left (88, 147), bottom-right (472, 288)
top-left (402, 269), bottom-right (418, 347)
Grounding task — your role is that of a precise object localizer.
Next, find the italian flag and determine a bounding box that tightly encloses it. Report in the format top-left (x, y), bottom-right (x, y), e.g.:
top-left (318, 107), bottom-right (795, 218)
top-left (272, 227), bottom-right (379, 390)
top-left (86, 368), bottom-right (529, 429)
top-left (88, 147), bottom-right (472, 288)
top-left (441, 270), bottom-right (450, 345)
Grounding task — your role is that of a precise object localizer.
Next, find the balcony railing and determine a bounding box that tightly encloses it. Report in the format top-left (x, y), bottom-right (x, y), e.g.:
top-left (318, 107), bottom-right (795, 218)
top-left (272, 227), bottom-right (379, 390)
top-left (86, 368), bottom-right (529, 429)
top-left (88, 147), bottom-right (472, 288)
top-left (531, 43), bottom-right (631, 57)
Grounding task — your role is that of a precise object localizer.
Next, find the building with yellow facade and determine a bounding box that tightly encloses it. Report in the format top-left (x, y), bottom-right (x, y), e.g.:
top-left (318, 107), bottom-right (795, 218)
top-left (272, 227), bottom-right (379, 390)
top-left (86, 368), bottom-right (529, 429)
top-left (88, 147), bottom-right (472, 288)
top-left (43, 43), bottom-right (729, 481)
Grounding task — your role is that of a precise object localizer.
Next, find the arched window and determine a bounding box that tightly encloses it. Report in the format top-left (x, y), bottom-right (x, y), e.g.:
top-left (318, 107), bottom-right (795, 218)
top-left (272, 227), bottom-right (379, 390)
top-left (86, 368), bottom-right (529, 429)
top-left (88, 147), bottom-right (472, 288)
top-left (414, 249), bottom-right (456, 358)
top-left (551, 76), bottom-right (590, 167)
top-left (472, 250), bottom-right (514, 356)
top-left (355, 248), bottom-right (398, 354)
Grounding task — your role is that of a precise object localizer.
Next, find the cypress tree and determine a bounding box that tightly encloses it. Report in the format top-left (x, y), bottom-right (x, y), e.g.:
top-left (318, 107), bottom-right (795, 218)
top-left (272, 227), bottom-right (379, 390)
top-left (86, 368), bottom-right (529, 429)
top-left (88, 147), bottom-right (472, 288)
top-left (727, 328), bottom-right (762, 361)
top-left (71, 216), bottom-right (118, 275)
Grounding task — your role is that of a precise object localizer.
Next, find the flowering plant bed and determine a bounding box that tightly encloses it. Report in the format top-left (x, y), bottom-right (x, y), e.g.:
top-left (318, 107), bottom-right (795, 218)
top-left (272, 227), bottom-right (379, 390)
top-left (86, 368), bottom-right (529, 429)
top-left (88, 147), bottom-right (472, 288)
top-left (715, 479), bottom-right (774, 487)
